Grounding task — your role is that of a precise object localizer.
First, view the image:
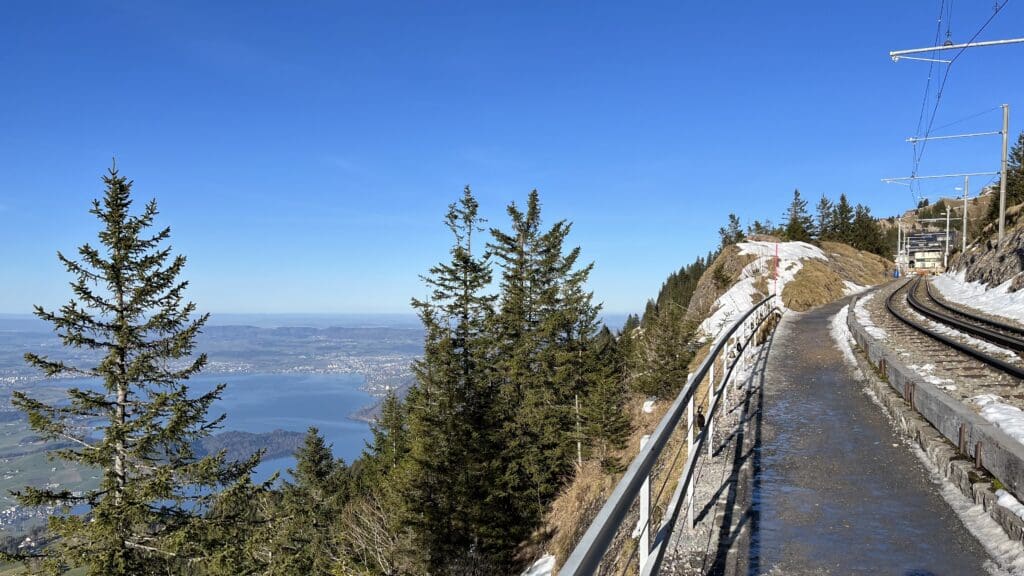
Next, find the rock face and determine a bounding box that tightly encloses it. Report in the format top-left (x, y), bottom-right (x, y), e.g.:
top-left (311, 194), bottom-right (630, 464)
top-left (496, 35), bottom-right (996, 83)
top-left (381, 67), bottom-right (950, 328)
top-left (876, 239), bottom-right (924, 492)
top-left (955, 222), bottom-right (1024, 292)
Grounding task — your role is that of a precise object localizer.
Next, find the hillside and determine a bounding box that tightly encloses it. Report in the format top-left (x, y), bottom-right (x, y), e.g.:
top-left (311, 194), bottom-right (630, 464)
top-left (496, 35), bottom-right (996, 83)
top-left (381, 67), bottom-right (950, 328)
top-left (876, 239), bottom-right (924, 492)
top-left (688, 239), bottom-right (891, 341)
top-left (952, 202), bottom-right (1024, 292)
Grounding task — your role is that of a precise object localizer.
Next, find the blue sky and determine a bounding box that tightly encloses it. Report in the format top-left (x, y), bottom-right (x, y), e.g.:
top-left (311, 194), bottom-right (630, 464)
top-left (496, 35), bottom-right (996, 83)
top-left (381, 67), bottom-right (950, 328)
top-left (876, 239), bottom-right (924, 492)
top-left (2, 1), bottom-right (1022, 315)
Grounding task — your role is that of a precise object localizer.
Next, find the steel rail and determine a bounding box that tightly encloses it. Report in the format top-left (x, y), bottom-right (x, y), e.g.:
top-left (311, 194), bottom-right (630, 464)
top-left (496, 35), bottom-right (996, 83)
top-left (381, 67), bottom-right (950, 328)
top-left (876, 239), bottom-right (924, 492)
top-left (886, 278), bottom-right (1024, 379)
top-left (923, 279), bottom-right (1024, 340)
top-left (907, 278), bottom-right (1024, 353)
top-left (560, 295), bottom-right (779, 575)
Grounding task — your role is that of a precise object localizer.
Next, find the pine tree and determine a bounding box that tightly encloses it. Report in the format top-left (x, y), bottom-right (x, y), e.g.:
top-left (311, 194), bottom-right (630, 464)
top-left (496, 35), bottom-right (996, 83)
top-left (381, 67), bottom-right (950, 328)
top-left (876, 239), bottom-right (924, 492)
top-left (581, 327), bottom-right (631, 471)
top-left (851, 204), bottom-right (887, 257)
top-left (7, 166), bottom-right (258, 575)
top-left (487, 190), bottom-right (601, 561)
top-left (267, 428), bottom-right (348, 576)
top-left (815, 194), bottom-right (834, 240)
top-left (340, 392), bottom-right (416, 575)
top-left (718, 213), bottom-right (746, 248)
top-left (783, 189), bottom-right (814, 242)
top-left (403, 186), bottom-right (499, 571)
top-left (634, 301), bottom-right (692, 398)
top-left (832, 193), bottom-right (855, 244)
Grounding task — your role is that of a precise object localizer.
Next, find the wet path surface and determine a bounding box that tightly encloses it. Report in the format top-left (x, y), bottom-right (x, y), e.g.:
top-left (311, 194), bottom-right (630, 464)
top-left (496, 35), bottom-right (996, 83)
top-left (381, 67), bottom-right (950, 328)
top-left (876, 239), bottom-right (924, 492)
top-left (752, 298), bottom-right (991, 575)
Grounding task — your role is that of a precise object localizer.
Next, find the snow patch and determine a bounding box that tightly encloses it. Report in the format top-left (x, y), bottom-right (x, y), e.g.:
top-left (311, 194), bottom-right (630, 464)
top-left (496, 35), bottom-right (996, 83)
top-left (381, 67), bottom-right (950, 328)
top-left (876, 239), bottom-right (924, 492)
top-left (997, 490), bottom-right (1024, 523)
top-left (829, 305), bottom-right (862, 378)
top-left (699, 241), bottom-right (825, 342)
top-left (521, 554), bottom-right (555, 576)
top-left (972, 395), bottom-right (1024, 446)
top-left (933, 272), bottom-right (1024, 328)
top-left (843, 280), bottom-right (869, 296)
top-left (854, 293), bottom-right (887, 339)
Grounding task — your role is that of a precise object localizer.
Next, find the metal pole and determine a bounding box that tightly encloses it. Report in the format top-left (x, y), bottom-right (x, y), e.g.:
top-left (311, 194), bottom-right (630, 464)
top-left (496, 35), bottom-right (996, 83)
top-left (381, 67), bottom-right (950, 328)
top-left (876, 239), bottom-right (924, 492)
top-left (999, 104), bottom-right (1010, 244)
top-left (944, 208), bottom-right (950, 269)
top-left (686, 376), bottom-right (694, 530)
top-left (890, 37), bottom-right (1024, 60)
top-left (897, 218), bottom-right (902, 275)
top-left (962, 175), bottom-right (969, 253)
top-left (638, 434), bottom-right (651, 573)
top-left (708, 352), bottom-right (716, 459)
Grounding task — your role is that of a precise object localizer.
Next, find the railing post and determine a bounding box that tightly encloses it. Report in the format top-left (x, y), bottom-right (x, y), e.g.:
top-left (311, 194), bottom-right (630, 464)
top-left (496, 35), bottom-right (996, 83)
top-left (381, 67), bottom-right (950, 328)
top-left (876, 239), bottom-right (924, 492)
top-left (639, 434), bottom-right (651, 573)
top-left (709, 342), bottom-right (722, 459)
top-left (686, 375), bottom-right (695, 530)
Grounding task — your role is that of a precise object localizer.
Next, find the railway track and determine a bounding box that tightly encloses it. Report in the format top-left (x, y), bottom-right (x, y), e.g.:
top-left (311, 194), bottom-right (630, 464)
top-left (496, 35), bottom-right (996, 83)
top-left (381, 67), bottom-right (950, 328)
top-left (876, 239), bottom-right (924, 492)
top-left (885, 276), bottom-right (1024, 381)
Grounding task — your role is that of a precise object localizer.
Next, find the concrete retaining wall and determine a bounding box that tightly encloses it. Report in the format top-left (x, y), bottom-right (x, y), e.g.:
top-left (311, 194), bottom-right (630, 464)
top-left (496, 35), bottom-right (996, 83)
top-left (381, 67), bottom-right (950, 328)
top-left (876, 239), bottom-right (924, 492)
top-left (847, 295), bottom-right (1024, 541)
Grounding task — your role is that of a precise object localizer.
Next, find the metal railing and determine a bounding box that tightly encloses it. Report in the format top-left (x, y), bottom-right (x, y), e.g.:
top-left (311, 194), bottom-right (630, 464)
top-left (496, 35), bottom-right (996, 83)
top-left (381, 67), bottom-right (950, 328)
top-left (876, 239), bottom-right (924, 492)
top-left (561, 295), bottom-right (783, 575)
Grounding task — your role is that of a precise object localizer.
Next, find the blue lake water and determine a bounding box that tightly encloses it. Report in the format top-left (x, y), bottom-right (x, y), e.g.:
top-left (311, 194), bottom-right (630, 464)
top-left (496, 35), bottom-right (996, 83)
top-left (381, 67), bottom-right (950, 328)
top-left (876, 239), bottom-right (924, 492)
top-left (40, 372), bottom-right (375, 483)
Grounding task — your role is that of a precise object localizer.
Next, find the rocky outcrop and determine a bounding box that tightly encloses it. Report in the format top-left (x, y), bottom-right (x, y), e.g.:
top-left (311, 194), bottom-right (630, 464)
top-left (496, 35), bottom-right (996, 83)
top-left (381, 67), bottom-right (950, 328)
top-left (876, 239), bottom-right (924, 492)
top-left (954, 215), bottom-right (1024, 293)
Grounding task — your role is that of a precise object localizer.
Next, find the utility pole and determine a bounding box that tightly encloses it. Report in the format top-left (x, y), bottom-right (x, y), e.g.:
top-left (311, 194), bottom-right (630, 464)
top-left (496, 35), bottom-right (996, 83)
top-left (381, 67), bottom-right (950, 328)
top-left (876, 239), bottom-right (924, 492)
top-left (944, 208), bottom-right (951, 269)
top-left (962, 175), bottom-right (969, 253)
top-left (897, 217), bottom-right (902, 275)
top-left (999, 104), bottom-right (1010, 244)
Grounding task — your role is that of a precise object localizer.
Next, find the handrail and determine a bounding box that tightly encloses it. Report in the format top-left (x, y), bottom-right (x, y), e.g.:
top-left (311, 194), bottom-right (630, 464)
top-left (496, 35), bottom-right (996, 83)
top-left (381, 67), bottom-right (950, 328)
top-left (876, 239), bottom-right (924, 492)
top-left (561, 295), bottom-right (782, 575)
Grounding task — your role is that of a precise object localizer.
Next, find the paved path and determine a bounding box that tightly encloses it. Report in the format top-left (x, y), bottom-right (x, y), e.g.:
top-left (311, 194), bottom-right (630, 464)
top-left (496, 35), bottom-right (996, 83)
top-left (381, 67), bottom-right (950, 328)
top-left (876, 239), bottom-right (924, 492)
top-left (668, 297), bottom-right (995, 575)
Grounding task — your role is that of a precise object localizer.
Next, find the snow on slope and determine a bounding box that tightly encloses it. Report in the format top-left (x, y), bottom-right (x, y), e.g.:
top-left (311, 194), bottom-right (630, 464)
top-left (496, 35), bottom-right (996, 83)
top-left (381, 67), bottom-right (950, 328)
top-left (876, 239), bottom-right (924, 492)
top-left (521, 554), bottom-right (555, 576)
top-left (933, 271), bottom-right (1024, 327)
top-left (698, 241), bottom-right (825, 342)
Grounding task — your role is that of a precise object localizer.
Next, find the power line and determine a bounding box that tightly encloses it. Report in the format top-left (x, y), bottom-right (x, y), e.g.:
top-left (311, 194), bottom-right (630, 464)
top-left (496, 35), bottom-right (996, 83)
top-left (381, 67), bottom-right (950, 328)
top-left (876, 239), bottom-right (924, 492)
top-left (913, 1), bottom-right (1011, 177)
top-left (930, 105), bottom-right (1002, 134)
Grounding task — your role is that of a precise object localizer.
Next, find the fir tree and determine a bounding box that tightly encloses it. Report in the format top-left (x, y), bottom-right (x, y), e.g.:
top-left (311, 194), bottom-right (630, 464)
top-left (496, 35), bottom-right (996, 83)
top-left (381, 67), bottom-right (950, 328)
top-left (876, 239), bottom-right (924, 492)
top-left (404, 186), bottom-right (499, 571)
top-left (581, 327), bottom-right (631, 471)
top-left (832, 193), bottom-right (855, 244)
top-left (340, 392), bottom-right (416, 575)
top-left (718, 213), bottom-right (746, 248)
top-left (267, 428), bottom-right (348, 576)
top-left (487, 190), bottom-right (601, 562)
top-left (815, 194), bottom-right (834, 240)
top-left (851, 204), bottom-right (887, 257)
top-left (7, 167), bottom-right (258, 575)
top-left (783, 189), bottom-right (813, 242)
top-left (634, 302), bottom-right (692, 398)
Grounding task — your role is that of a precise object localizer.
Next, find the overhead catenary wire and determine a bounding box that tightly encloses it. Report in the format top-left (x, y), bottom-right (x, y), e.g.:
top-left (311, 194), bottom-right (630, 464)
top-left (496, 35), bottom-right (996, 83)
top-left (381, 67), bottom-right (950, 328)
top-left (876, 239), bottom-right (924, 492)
top-left (912, 1), bottom-right (1011, 180)
top-left (909, 0), bottom-right (948, 202)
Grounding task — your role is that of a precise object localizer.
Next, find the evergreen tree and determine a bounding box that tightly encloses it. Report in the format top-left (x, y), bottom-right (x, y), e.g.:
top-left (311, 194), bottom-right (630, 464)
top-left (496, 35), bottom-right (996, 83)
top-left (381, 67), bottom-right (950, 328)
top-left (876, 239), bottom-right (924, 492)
top-left (718, 213), bottom-right (746, 248)
top-left (339, 392), bottom-right (416, 575)
top-left (815, 194), bottom-right (834, 240)
top-left (267, 428), bottom-right (348, 576)
top-left (7, 167), bottom-right (258, 575)
top-left (851, 204), bottom-right (887, 257)
top-left (487, 190), bottom-right (601, 562)
top-left (581, 327), bottom-right (631, 471)
top-left (832, 193), bottom-right (855, 244)
top-left (403, 187), bottom-right (499, 571)
top-left (783, 189), bottom-right (813, 242)
top-left (634, 302), bottom-right (692, 398)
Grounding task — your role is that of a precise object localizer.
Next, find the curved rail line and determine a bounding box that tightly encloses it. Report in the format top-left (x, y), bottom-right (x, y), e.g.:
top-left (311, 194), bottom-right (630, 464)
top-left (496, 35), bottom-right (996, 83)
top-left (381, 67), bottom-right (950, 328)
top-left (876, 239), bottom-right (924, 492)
top-left (923, 279), bottom-right (1024, 341)
top-left (886, 277), bottom-right (1024, 380)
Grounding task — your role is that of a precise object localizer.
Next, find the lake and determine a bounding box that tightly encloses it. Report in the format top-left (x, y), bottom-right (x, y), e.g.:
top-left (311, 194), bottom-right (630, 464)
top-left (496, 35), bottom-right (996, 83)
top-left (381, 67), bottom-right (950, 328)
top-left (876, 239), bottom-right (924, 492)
top-left (37, 372), bottom-right (375, 483)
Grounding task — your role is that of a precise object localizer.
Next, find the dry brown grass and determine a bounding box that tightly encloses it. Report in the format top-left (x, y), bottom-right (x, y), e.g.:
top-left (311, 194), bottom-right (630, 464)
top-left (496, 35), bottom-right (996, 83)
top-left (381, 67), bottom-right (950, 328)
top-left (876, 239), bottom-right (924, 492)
top-left (820, 241), bottom-right (891, 286)
top-left (543, 353), bottom-right (717, 574)
top-left (781, 259), bottom-right (846, 311)
top-left (780, 243), bottom-right (891, 311)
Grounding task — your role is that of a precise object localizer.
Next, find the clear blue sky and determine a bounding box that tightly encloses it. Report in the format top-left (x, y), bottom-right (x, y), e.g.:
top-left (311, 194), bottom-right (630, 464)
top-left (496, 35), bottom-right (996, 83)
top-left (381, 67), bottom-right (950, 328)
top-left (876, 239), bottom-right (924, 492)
top-left (2, 1), bottom-right (1022, 315)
